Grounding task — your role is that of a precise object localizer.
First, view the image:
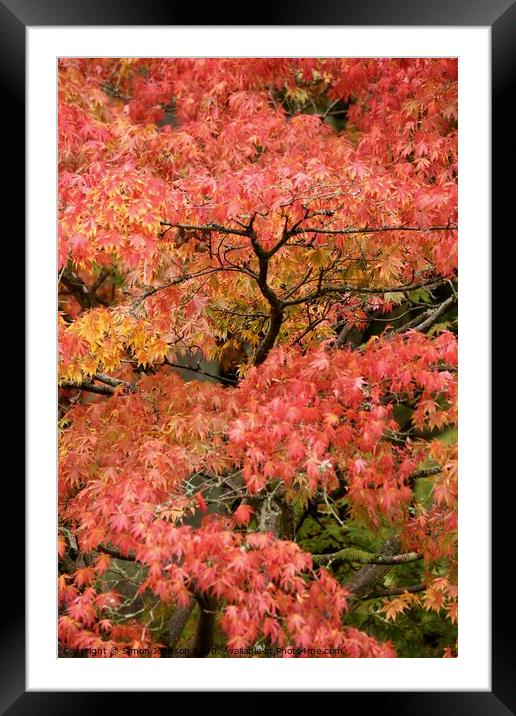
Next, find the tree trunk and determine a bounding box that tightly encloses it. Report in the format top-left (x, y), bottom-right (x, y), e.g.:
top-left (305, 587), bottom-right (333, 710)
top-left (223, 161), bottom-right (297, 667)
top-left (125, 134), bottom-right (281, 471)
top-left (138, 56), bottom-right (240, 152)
top-left (344, 537), bottom-right (401, 599)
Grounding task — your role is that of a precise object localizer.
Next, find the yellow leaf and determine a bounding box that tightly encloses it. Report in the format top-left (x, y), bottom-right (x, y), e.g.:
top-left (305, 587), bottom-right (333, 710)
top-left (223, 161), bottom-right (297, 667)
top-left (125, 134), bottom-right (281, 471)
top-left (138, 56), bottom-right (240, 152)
top-left (307, 249), bottom-right (327, 268)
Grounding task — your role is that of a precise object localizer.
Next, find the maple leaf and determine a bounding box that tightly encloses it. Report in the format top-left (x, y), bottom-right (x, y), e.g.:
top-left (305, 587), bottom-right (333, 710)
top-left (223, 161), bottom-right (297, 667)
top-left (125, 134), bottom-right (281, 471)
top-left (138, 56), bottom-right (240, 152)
top-left (381, 597), bottom-right (411, 621)
top-left (423, 587), bottom-right (446, 613)
top-left (74, 567), bottom-right (96, 587)
top-left (58, 57), bottom-right (458, 659)
top-left (232, 504), bottom-right (255, 526)
top-left (97, 619), bottom-right (113, 634)
top-left (195, 491), bottom-right (208, 513)
top-left (68, 599), bottom-right (97, 627)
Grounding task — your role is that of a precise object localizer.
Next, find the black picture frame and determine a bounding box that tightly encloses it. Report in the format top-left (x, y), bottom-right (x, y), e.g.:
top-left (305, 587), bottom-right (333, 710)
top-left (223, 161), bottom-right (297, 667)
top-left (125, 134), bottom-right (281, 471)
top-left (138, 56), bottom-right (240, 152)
top-left (7, 0), bottom-right (510, 711)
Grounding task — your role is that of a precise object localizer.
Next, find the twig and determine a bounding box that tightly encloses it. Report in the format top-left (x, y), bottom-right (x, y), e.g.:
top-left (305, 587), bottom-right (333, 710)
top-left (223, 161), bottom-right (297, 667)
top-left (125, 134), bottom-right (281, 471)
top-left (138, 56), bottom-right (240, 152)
top-left (164, 357), bottom-right (237, 386)
top-left (367, 583), bottom-right (426, 599)
top-left (321, 488), bottom-right (345, 526)
top-left (97, 543), bottom-right (136, 561)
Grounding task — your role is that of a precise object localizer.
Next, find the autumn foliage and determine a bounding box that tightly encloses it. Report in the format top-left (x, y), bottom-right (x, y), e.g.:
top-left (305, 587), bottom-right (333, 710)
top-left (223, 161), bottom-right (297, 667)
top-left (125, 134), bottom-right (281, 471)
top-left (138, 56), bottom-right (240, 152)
top-left (58, 58), bottom-right (458, 658)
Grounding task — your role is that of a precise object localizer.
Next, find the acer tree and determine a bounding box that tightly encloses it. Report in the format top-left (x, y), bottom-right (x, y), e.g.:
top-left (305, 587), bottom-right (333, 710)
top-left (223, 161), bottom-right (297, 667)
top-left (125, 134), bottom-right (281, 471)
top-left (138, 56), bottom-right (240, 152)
top-left (58, 58), bottom-right (458, 659)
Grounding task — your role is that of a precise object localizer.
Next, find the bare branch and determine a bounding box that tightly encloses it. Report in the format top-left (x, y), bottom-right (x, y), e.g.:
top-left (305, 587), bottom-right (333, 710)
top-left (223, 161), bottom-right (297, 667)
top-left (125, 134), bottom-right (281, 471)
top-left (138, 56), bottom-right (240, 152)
top-left (94, 373), bottom-right (137, 392)
top-left (60, 268), bottom-right (109, 308)
top-left (97, 543), bottom-right (136, 560)
top-left (159, 221), bottom-right (249, 238)
top-left (290, 224), bottom-right (457, 238)
top-left (90, 268), bottom-right (111, 293)
top-left (366, 583), bottom-right (427, 599)
top-left (283, 278), bottom-right (449, 308)
top-left (133, 269), bottom-right (217, 305)
top-left (408, 466), bottom-right (442, 483)
top-left (60, 380), bottom-right (114, 396)
top-left (392, 294), bottom-right (457, 335)
top-left (344, 538), bottom-right (402, 599)
top-left (249, 229), bottom-right (285, 366)
top-left (164, 357), bottom-right (237, 386)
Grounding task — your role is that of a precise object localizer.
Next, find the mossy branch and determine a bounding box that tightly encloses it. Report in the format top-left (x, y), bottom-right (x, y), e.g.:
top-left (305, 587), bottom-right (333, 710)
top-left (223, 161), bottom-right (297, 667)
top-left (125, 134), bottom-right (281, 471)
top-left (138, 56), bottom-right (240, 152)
top-left (312, 546), bottom-right (422, 567)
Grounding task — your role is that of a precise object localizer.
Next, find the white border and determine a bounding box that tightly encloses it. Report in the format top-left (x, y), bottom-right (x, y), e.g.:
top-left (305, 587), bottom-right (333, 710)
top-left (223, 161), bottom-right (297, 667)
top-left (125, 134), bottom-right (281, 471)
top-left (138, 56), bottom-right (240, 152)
top-left (27, 27), bottom-right (490, 691)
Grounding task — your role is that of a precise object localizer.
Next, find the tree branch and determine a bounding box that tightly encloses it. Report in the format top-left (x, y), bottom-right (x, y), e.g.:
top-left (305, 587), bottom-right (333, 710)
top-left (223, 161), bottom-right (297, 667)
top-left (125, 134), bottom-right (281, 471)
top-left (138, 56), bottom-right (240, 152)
top-left (343, 537), bottom-right (403, 599)
top-left (93, 373), bottom-right (137, 392)
top-left (133, 269), bottom-right (218, 305)
top-left (391, 294), bottom-right (457, 336)
top-left (97, 538), bottom-right (216, 657)
top-left (97, 543), bottom-right (136, 560)
top-left (367, 583), bottom-right (427, 600)
top-left (60, 373), bottom-right (137, 396)
top-left (249, 229), bottom-right (285, 366)
top-left (408, 466), bottom-right (442, 484)
top-left (265, 219), bottom-right (291, 258)
top-left (289, 224), bottom-right (457, 237)
top-left (60, 380), bottom-right (115, 396)
top-left (159, 221), bottom-right (249, 238)
top-left (90, 268), bottom-right (111, 293)
top-left (60, 268), bottom-right (109, 308)
top-left (164, 357), bottom-right (237, 386)
top-left (282, 278), bottom-right (448, 308)
top-left (312, 545), bottom-right (422, 567)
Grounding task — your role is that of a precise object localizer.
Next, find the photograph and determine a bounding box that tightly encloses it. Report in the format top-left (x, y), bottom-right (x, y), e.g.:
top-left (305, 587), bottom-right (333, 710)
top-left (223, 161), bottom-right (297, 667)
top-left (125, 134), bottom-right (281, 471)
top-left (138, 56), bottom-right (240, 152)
top-left (57, 57), bottom-right (459, 660)
top-left (8, 5), bottom-right (507, 706)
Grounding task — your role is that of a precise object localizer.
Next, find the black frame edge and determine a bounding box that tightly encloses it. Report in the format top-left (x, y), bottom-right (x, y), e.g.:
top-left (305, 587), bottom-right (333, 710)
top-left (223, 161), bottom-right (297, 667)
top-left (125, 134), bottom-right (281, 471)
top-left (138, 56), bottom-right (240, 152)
top-left (9, 0), bottom-right (511, 711)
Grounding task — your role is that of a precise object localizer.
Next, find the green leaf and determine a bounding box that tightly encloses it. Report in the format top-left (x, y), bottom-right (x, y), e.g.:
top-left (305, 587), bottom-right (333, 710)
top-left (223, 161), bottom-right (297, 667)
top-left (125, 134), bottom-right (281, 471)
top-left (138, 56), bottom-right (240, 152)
top-left (407, 289), bottom-right (432, 304)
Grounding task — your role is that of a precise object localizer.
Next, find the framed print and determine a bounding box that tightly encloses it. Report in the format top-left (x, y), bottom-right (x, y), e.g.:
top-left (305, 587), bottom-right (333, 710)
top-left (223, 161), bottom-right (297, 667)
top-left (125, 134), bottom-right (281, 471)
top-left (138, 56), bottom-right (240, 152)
top-left (6, 0), bottom-right (510, 710)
